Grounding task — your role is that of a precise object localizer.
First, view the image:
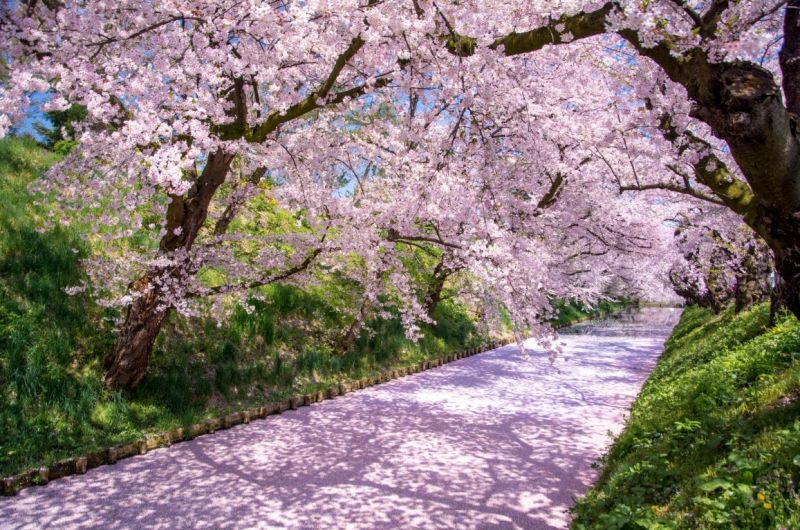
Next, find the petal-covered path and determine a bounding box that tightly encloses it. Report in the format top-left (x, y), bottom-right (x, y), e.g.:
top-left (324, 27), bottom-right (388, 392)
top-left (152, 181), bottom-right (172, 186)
top-left (1, 308), bottom-right (680, 530)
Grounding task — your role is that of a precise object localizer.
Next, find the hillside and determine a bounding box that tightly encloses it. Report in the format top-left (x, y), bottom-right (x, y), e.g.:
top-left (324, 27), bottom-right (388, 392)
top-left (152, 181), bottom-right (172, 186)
top-left (572, 304), bottom-right (800, 528)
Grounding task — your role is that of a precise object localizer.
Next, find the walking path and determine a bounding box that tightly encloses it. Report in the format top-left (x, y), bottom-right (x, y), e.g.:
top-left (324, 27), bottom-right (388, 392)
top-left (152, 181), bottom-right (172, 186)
top-left (0, 308), bottom-right (680, 529)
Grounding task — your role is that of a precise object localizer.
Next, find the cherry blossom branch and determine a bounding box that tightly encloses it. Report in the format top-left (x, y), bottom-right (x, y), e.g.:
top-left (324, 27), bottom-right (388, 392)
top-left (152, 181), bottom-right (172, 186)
top-left (386, 228), bottom-right (462, 250)
top-left (445, 3), bottom-right (615, 57)
top-left (667, 0), bottom-right (703, 28)
top-left (87, 15), bottom-right (207, 59)
top-left (536, 172), bottom-right (565, 210)
top-left (200, 246), bottom-right (324, 296)
top-left (221, 40), bottom-right (394, 143)
top-left (654, 112), bottom-right (756, 217)
top-left (619, 181), bottom-right (727, 206)
top-left (699, 0), bottom-right (730, 39)
top-left (212, 167), bottom-right (267, 237)
top-left (87, 16), bottom-right (207, 48)
top-left (440, 0), bottom-right (797, 225)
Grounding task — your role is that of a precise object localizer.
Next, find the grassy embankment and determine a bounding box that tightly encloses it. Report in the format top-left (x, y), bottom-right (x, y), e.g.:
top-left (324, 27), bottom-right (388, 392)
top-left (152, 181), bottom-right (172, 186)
top-left (0, 137), bottom-right (488, 476)
top-left (573, 303), bottom-right (800, 529)
top-left (0, 137), bottom-right (630, 478)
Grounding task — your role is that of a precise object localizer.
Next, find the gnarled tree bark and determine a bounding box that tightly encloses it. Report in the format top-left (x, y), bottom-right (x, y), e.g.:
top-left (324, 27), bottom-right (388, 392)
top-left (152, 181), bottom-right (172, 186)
top-left (423, 256), bottom-right (461, 318)
top-left (734, 242), bottom-right (772, 313)
top-left (338, 297), bottom-right (373, 355)
top-left (103, 151), bottom-right (234, 390)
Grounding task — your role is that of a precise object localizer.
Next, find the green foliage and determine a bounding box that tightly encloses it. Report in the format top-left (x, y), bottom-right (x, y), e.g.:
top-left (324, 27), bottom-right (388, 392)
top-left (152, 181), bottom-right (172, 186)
top-left (0, 137), bottom-right (489, 475)
top-left (550, 298), bottom-right (632, 327)
top-left (353, 300), bottom-right (480, 365)
top-left (35, 105), bottom-right (87, 149)
top-left (572, 304), bottom-right (800, 529)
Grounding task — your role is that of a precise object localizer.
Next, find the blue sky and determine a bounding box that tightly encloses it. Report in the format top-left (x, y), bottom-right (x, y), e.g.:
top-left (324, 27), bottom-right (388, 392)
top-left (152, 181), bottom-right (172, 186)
top-left (14, 92), bottom-right (50, 140)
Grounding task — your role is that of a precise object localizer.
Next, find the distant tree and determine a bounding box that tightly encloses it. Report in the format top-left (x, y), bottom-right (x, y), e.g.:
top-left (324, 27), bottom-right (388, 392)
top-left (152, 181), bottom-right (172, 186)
top-left (35, 104), bottom-right (87, 151)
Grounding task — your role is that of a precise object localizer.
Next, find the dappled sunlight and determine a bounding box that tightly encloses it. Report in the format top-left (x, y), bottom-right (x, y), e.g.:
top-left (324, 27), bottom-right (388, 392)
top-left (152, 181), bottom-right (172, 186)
top-left (0, 308), bottom-right (679, 529)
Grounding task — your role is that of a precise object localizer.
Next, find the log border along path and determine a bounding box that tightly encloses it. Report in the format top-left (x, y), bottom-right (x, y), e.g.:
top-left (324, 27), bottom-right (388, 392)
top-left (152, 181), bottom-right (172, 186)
top-left (0, 343), bottom-right (500, 497)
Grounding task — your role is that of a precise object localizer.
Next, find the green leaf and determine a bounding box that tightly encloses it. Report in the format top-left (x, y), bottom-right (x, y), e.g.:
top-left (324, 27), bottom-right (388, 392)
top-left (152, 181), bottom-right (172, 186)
top-left (735, 483), bottom-right (752, 496)
top-left (699, 478), bottom-right (732, 492)
top-left (793, 455), bottom-right (800, 467)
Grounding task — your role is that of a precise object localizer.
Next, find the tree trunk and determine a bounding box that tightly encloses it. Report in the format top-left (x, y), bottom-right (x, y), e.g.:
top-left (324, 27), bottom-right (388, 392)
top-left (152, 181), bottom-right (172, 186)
top-left (773, 1), bottom-right (800, 317)
top-left (734, 253), bottom-right (758, 313)
top-left (423, 260), bottom-right (450, 318)
top-left (338, 298), bottom-right (372, 354)
top-left (705, 265), bottom-right (731, 313)
top-left (423, 278), bottom-right (445, 318)
top-left (780, 0), bottom-right (800, 117)
top-left (769, 270), bottom-right (786, 327)
top-left (734, 242), bottom-right (772, 313)
top-left (103, 151), bottom-right (233, 390)
top-left (103, 274), bottom-right (169, 390)
top-left (761, 210), bottom-right (800, 320)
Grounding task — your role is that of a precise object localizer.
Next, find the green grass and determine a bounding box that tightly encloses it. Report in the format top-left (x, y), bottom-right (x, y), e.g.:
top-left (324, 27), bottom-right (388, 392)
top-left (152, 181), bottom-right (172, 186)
top-left (572, 304), bottom-right (800, 529)
top-left (549, 298), bottom-right (633, 328)
top-left (0, 137), bottom-right (119, 476)
top-left (0, 136), bottom-right (639, 479)
top-left (0, 137), bottom-right (487, 476)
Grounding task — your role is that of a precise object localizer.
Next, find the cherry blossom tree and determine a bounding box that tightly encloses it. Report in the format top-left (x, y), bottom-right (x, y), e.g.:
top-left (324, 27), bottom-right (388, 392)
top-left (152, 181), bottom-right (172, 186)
top-left (3, 0), bottom-right (789, 390)
top-left (1, 0), bottom-right (419, 389)
top-left (272, 81), bottom-right (669, 347)
top-left (433, 0), bottom-right (799, 314)
top-left (666, 205), bottom-right (772, 311)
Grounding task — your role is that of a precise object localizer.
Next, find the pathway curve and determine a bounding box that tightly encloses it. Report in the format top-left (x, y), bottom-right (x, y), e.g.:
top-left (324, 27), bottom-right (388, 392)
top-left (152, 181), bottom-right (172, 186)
top-left (0, 307), bottom-right (680, 530)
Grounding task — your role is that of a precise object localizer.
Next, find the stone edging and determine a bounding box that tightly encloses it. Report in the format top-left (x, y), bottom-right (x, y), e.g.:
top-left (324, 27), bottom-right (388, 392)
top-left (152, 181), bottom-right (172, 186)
top-left (0, 340), bottom-right (502, 496)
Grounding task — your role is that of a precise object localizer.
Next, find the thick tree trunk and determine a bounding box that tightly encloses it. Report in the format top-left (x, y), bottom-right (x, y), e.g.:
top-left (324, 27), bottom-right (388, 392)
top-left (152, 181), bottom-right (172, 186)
top-left (780, 0), bottom-right (800, 117)
top-left (705, 265), bottom-right (731, 313)
top-left (669, 44), bottom-right (800, 321)
top-left (103, 274), bottom-right (169, 390)
top-left (423, 278), bottom-right (445, 318)
top-left (423, 260), bottom-right (450, 318)
top-left (103, 151), bottom-right (233, 390)
top-left (734, 242), bottom-right (772, 313)
top-left (734, 254), bottom-right (760, 313)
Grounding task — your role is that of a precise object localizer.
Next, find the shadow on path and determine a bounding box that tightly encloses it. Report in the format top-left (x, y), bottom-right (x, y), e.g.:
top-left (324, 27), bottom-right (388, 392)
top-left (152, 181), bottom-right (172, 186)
top-left (0, 308), bottom-right (681, 529)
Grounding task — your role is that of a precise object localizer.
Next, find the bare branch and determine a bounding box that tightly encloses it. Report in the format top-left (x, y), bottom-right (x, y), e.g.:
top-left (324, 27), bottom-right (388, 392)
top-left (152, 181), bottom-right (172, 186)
top-left (667, 0), bottom-right (703, 28)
